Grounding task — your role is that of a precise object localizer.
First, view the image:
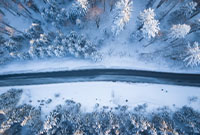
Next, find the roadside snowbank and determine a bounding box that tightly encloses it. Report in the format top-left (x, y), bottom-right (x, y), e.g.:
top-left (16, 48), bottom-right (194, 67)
top-left (0, 57), bottom-right (199, 75)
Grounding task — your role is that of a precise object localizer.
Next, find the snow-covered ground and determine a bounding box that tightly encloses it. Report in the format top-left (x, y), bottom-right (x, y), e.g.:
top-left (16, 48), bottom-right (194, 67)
top-left (0, 56), bottom-right (199, 75)
top-left (0, 82), bottom-right (199, 116)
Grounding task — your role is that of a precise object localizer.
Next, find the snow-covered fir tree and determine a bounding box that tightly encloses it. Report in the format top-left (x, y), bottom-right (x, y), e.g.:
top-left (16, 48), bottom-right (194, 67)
top-left (138, 8), bottom-right (160, 39)
top-left (169, 24), bottom-right (191, 39)
top-left (46, 0), bottom-right (64, 5)
top-left (190, 19), bottom-right (200, 33)
top-left (28, 34), bottom-right (51, 58)
top-left (111, 0), bottom-right (133, 36)
top-left (168, 1), bottom-right (197, 24)
top-left (64, 31), bottom-right (100, 60)
top-left (181, 1), bottom-right (197, 18)
top-left (184, 42), bottom-right (200, 67)
top-left (138, 8), bottom-right (155, 23)
top-left (69, 0), bottom-right (89, 23)
top-left (26, 23), bottom-right (44, 39)
top-left (141, 18), bottom-right (160, 39)
top-left (4, 39), bottom-right (19, 54)
top-left (41, 6), bottom-right (68, 26)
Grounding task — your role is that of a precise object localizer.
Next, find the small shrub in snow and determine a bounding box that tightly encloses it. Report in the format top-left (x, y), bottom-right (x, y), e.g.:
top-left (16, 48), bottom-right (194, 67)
top-left (111, 0), bottom-right (133, 36)
top-left (169, 24), bottom-right (191, 39)
top-left (184, 42), bottom-right (200, 67)
top-left (138, 8), bottom-right (160, 39)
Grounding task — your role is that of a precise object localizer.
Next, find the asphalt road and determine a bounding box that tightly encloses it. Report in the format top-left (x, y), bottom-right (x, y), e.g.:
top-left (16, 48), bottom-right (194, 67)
top-left (0, 69), bottom-right (200, 87)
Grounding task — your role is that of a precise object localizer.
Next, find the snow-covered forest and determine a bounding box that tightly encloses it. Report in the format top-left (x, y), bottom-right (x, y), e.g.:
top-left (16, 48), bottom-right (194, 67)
top-left (1, 1), bottom-right (200, 134)
top-left (0, 0), bottom-right (200, 72)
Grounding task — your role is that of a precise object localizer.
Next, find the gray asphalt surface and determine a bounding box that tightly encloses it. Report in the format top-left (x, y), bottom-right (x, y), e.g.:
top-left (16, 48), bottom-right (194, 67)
top-left (0, 69), bottom-right (200, 87)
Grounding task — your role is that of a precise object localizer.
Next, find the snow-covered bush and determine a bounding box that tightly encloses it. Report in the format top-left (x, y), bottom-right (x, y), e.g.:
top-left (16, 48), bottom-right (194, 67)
top-left (111, 0), bottom-right (133, 36)
top-left (68, 0), bottom-right (89, 23)
top-left (138, 8), bottom-right (160, 39)
top-left (184, 42), bottom-right (200, 67)
top-left (169, 24), bottom-right (191, 39)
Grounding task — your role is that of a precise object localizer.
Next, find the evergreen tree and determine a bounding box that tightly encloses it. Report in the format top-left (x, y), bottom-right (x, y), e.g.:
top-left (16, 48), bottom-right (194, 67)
top-left (26, 23), bottom-right (44, 39)
top-left (184, 42), bottom-right (200, 67)
top-left (168, 1), bottom-right (197, 24)
top-left (41, 6), bottom-right (68, 27)
top-left (138, 8), bottom-right (160, 39)
top-left (169, 24), bottom-right (191, 39)
top-left (68, 0), bottom-right (89, 23)
top-left (111, 0), bottom-right (133, 36)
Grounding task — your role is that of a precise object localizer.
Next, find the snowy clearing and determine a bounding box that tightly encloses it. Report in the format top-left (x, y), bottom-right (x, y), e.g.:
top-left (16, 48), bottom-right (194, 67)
top-left (0, 82), bottom-right (199, 115)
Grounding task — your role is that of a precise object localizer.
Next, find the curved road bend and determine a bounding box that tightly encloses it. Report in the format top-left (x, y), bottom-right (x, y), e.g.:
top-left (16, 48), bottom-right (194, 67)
top-left (0, 69), bottom-right (200, 87)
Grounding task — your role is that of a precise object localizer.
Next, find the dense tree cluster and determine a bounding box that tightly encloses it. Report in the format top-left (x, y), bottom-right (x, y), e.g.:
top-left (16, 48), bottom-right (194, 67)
top-left (0, 0), bottom-right (200, 67)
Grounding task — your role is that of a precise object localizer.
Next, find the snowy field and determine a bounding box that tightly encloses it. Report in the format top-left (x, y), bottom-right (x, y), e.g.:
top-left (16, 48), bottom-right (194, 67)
top-left (0, 82), bottom-right (200, 134)
top-left (0, 82), bottom-right (199, 115)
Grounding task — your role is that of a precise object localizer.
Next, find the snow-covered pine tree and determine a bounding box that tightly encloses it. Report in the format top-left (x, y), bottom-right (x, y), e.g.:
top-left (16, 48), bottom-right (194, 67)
top-left (184, 42), bottom-right (200, 67)
top-left (64, 31), bottom-right (100, 61)
top-left (46, 0), bottom-right (64, 5)
top-left (49, 32), bottom-right (67, 57)
top-left (182, 1), bottom-right (198, 18)
top-left (26, 23), bottom-right (44, 39)
top-left (141, 18), bottom-right (160, 39)
top-left (138, 8), bottom-right (160, 39)
top-left (168, 1), bottom-right (197, 24)
top-left (28, 34), bottom-right (51, 58)
top-left (69, 0), bottom-right (89, 23)
top-left (4, 39), bottom-right (19, 54)
top-left (169, 24), bottom-right (191, 39)
top-left (41, 6), bottom-right (68, 27)
top-left (111, 0), bottom-right (133, 36)
top-left (0, 35), bottom-right (5, 45)
top-left (138, 8), bottom-right (155, 23)
top-left (190, 19), bottom-right (200, 34)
